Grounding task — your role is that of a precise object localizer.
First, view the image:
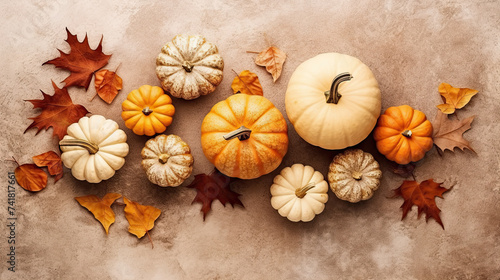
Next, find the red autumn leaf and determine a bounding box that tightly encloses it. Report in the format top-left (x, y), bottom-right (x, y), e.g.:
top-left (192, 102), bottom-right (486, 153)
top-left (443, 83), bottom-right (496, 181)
top-left (32, 151), bottom-right (63, 182)
top-left (14, 162), bottom-right (48, 192)
top-left (93, 69), bottom-right (123, 104)
top-left (43, 28), bottom-right (111, 89)
top-left (187, 168), bottom-right (244, 220)
top-left (392, 179), bottom-right (451, 229)
top-left (24, 81), bottom-right (89, 140)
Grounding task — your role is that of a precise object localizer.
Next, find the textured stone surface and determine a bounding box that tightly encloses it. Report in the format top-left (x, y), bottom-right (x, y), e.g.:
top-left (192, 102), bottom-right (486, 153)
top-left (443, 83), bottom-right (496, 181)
top-left (1, 1), bottom-right (499, 279)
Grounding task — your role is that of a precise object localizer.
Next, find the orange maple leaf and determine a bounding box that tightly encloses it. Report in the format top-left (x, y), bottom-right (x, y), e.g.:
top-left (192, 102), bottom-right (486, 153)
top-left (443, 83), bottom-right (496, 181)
top-left (253, 46), bottom-right (286, 82)
top-left (43, 28), bottom-right (111, 89)
top-left (392, 179), bottom-right (451, 229)
top-left (93, 69), bottom-right (123, 104)
top-left (32, 151), bottom-right (63, 182)
top-left (14, 161), bottom-right (48, 192)
top-left (24, 81), bottom-right (89, 140)
top-left (436, 83), bottom-right (478, 114)
top-left (231, 70), bottom-right (263, 96)
top-left (123, 197), bottom-right (161, 248)
top-left (75, 193), bottom-right (122, 234)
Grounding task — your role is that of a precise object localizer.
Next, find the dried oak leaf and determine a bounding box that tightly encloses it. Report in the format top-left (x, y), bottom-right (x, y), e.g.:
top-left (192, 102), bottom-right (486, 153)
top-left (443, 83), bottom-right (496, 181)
top-left (432, 110), bottom-right (475, 153)
top-left (75, 193), bottom-right (122, 234)
top-left (253, 46), bottom-right (286, 82)
top-left (43, 28), bottom-right (111, 90)
top-left (392, 179), bottom-right (450, 229)
top-left (123, 197), bottom-right (161, 248)
top-left (33, 151), bottom-right (63, 182)
top-left (436, 83), bottom-right (478, 114)
top-left (231, 70), bottom-right (264, 96)
top-left (14, 162), bottom-right (48, 192)
top-left (94, 69), bottom-right (123, 104)
top-left (187, 168), bottom-right (244, 220)
top-left (24, 81), bottom-right (89, 140)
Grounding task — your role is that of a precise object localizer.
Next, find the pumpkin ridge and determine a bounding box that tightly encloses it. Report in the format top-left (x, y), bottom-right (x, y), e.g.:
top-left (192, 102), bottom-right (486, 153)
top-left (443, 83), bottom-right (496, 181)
top-left (249, 140), bottom-right (265, 176)
top-left (245, 105), bottom-right (274, 128)
top-left (251, 137), bottom-right (284, 158)
top-left (208, 111), bottom-right (238, 130)
top-left (225, 99), bottom-right (241, 125)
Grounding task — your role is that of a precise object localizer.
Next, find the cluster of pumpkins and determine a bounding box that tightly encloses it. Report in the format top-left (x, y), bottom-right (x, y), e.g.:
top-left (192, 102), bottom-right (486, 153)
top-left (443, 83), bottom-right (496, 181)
top-left (58, 35), bottom-right (434, 222)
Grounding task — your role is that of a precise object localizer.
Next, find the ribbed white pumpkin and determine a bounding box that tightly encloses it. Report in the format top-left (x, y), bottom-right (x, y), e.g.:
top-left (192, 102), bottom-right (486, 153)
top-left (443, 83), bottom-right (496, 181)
top-left (328, 149), bottom-right (382, 202)
top-left (141, 134), bottom-right (194, 187)
top-left (270, 164), bottom-right (329, 222)
top-left (285, 53), bottom-right (381, 150)
top-left (156, 34), bottom-right (224, 100)
top-left (59, 115), bottom-right (129, 183)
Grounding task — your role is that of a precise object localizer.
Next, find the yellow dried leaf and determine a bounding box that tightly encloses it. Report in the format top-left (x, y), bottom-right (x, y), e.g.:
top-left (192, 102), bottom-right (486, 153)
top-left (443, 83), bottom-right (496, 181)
top-left (254, 46), bottom-right (286, 82)
top-left (437, 83), bottom-right (478, 114)
top-left (75, 193), bottom-right (122, 234)
top-left (231, 70), bottom-right (263, 96)
top-left (123, 197), bottom-right (161, 240)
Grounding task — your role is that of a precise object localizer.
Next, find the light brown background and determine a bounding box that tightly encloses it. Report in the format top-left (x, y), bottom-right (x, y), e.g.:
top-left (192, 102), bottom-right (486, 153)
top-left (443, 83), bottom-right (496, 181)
top-left (1, 1), bottom-right (499, 279)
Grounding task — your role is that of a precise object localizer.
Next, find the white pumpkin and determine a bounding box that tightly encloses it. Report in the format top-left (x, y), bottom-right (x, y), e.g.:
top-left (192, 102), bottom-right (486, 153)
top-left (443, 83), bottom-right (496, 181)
top-left (141, 134), bottom-right (194, 187)
top-left (156, 34), bottom-right (224, 100)
top-left (285, 53), bottom-right (381, 150)
top-left (59, 115), bottom-right (129, 183)
top-left (270, 164), bottom-right (329, 222)
top-left (328, 149), bottom-right (382, 203)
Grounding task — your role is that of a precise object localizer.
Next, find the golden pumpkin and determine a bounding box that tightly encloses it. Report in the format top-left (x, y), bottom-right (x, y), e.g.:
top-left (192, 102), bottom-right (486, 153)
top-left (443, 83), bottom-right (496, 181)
top-left (373, 105), bottom-right (433, 164)
top-left (121, 85), bottom-right (175, 136)
top-left (285, 53), bottom-right (381, 150)
top-left (156, 35), bottom-right (224, 100)
top-left (201, 94), bottom-right (288, 179)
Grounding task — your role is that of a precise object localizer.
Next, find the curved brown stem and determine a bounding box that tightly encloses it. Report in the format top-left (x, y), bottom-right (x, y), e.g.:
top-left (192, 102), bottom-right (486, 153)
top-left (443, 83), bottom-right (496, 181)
top-left (59, 139), bottom-right (99, 154)
top-left (223, 126), bottom-right (252, 141)
top-left (325, 72), bottom-right (353, 104)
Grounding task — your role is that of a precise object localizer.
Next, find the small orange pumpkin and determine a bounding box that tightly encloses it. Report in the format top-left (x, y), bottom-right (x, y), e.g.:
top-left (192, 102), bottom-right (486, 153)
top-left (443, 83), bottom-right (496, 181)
top-left (121, 85), bottom-right (175, 136)
top-left (201, 94), bottom-right (288, 179)
top-left (373, 105), bottom-right (433, 164)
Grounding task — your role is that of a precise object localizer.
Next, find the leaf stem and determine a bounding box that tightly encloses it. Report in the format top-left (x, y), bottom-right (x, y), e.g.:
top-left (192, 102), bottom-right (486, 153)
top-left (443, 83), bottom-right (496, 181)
top-left (146, 230), bottom-right (154, 249)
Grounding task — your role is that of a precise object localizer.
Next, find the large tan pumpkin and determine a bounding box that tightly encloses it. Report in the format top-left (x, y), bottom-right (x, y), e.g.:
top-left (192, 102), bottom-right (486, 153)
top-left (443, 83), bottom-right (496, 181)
top-left (285, 53), bottom-right (381, 150)
top-left (201, 94), bottom-right (288, 179)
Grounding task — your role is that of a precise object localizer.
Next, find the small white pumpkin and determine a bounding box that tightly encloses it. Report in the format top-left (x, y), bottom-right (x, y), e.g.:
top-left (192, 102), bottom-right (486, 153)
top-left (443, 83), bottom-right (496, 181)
top-left (156, 34), bottom-right (224, 100)
top-left (328, 149), bottom-right (382, 203)
top-left (270, 164), bottom-right (329, 222)
top-left (141, 134), bottom-right (194, 187)
top-left (59, 115), bottom-right (129, 183)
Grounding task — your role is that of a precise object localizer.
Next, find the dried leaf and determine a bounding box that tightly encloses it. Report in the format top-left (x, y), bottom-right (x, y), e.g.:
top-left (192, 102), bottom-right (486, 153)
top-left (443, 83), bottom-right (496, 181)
top-left (75, 193), bottom-right (122, 234)
top-left (33, 151), bottom-right (63, 182)
top-left (14, 163), bottom-right (48, 192)
top-left (432, 110), bottom-right (475, 153)
top-left (391, 162), bottom-right (416, 178)
top-left (392, 179), bottom-right (450, 229)
top-left (254, 46), bottom-right (286, 82)
top-left (123, 197), bottom-right (161, 247)
top-left (187, 168), bottom-right (244, 220)
top-left (231, 70), bottom-right (263, 96)
top-left (94, 69), bottom-right (123, 104)
top-left (436, 83), bottom-right (478, 114)
top-left (43, 28), bottom-right (111, 89)
top-left (24, 81), bottom-right (89, 140)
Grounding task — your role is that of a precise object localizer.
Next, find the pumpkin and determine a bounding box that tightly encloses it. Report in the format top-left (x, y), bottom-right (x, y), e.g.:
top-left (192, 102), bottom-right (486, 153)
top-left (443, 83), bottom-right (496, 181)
top-left (156, 34), bottom-right (224, 100)
top-left (59, 115), bottom-right (129, 183)
top-left (285, 53), bottom-right (381, 150)
top-left (328, 149), bottom-right (382, 203)
top-left (201, 94), bottom-right (288, 179)
top-left (121, 85), bottom-right (175, 136)
top-left (270, 164), bottom-right (329, 222)
top-left (373, 105), bottom-right (433, 164)
top-left (141, 134), bottom-right (194, 187)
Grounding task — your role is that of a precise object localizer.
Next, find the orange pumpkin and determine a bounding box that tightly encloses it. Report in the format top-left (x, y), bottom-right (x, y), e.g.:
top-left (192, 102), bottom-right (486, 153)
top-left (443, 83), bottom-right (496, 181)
top-left (373, 105), bottom-right (433, 164)
top-left (201, 94), bottom-right (288, 179)
top-left (121, 85), bottom-right (175, 136)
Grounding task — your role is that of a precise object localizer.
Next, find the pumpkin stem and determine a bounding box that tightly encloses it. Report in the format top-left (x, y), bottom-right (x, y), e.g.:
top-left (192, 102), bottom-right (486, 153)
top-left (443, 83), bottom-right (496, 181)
top-left (352, 171), bottom-right (363, 180)
top-left (223, 126), bottom-right (252, 141)
top-left (158, 154), bottom-right (170, 164)
top-left (402, 130), bottom-right (412, 137)
top-left (182, 61), bottom-right (193, 72)
top-left (296, 182), bottom-right (316, 198)
top-left (59, 139), bottom-right (99, 154)
top-left (325, 72), bottom-right (353, 104)
top-left (142, 107), bottom-right (153, 116)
